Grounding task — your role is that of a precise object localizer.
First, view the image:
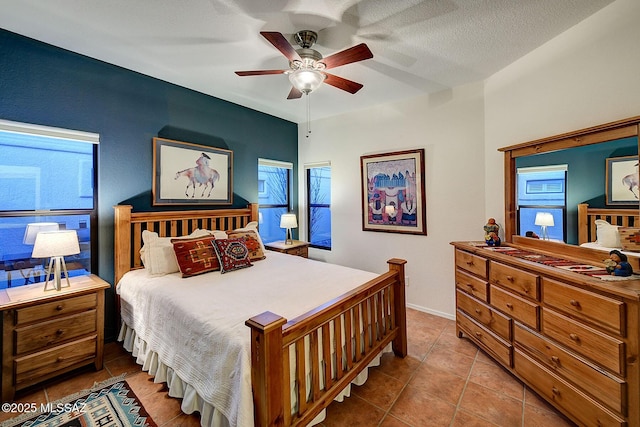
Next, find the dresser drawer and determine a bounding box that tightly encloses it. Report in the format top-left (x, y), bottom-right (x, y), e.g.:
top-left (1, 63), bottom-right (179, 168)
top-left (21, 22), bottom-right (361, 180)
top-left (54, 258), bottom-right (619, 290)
top-left (515, 323), bottom-right (626, 414)
top-left (456, 269), bottom-right (489, 302)
top-left (489, 262), bottom-right (539, 300)
top-left (455, 250), bottom-right (488, 279)
top-left (457, 290), bottom-right (511, 340)
top-left (514, 350), bottom-right (624, 427)
top-left (542, 278), bottom-right (625, 336)
top-left (15, 335), bottom-right (97, 388)
top-left (542, 308), bottom-right (624, 375)
top-left (490, 285), bottom-right (539, 330)
top-left (14, 293), bottom-right (97, 326)
top-left (15, 310), bottom-right (97, 355)
top-left (457, 310), bottom-right (512, 367)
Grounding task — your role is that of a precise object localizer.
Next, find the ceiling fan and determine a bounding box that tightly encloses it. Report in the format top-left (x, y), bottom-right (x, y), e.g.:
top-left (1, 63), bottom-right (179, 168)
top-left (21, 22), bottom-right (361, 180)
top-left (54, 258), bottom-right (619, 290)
top-left (235, 30), bottom-right (373, 99)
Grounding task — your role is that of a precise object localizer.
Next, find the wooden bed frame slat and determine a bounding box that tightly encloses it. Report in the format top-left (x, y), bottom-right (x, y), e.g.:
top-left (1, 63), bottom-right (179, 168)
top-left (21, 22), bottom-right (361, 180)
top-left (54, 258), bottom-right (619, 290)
top-left (577, 203), bottom-right (640, 245)
top-left (114, 203), bottom-right (407, 427)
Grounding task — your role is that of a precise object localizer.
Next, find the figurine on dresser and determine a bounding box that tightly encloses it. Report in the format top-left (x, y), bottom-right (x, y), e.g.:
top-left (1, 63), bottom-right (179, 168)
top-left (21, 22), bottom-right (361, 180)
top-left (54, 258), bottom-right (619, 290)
top-left (483, 218), bottom-right (501, 246)
top-left (607, 250), bottom-right (633, 276)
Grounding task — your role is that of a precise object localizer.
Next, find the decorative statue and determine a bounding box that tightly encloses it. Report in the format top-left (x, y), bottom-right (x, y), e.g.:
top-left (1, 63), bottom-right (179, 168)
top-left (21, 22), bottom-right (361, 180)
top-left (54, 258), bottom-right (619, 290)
top-left (607, 250), bottom-right (633, 276)
top-left (484, 218), bottom-right (501, 246)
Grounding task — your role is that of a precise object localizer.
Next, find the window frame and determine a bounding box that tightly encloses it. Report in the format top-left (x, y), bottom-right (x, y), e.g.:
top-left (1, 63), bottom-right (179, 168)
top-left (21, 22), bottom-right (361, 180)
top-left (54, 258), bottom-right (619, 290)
top-left (305, 162), bottom-right (331, 250)
top-left (257, 158), bottom-right (293, 244)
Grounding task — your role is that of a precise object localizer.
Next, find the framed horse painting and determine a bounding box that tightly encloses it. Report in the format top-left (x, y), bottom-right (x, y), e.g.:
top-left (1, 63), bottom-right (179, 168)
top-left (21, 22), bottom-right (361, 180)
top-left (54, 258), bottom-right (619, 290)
top-left (360, 148), bottom-right (427, 235)
top-left (152, 137), bottom-right (233, 205)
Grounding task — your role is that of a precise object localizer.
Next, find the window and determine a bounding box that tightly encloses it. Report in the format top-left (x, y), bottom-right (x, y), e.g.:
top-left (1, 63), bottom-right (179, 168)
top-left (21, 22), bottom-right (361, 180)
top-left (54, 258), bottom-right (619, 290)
top-left (306, 162), bottom-right (331, 250)
top-left (258, 159), bottom-right (292, 244)
top-left (517, 165), bottom-right (566, 241)
top-left (0, 120), bottom-right (99, 289)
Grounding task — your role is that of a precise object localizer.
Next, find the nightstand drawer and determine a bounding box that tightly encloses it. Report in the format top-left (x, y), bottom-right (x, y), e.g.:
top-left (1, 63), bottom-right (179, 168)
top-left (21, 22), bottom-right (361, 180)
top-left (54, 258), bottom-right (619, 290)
top-left (490, 285), bottom-right (539, 330)
top-left (15, 335), bottom-right (97, 388)
top-left (490, 262), bottom-right (539, 300)
top-left (15, 310), bottom-right (97, 355)
top-left (14, 293), bottom-right (97, 326)
top-left (542, 277), bottom-right (624, 336)
top-left (542, 308), bottom-right (624, 375)
top-left (288, 246), bottom-right (308, 257)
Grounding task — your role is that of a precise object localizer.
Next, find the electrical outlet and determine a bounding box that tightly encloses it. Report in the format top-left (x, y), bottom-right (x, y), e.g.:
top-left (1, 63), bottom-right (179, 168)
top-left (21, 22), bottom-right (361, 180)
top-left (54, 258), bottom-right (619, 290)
top-left (405, 275), bottom-right (410, 286)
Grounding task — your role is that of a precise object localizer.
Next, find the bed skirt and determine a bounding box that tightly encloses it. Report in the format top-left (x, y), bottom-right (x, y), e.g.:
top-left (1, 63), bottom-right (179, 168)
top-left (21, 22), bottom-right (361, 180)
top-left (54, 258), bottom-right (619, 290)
top-left (118, 322), bottom-right (389, 427)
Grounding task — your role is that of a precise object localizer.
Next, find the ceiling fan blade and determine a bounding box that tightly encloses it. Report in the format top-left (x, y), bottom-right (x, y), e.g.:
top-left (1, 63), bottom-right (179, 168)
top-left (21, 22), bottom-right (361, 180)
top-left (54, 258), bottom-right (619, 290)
top-left (287, 87), bottom-right (303, 99)
top-left (235, 70), bottom-right (287, 76)
top-left (321, 43), bottom-right (373, 69)
top-left (260, 32), bottom-right (301, 62)
top-left (324, 73), bottom-right (364, 94)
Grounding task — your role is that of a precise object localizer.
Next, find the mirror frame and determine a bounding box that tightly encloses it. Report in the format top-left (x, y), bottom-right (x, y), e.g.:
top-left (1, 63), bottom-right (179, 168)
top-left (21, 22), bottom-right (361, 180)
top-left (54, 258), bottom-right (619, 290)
top-left (498, 115), bottom-right (640, 242)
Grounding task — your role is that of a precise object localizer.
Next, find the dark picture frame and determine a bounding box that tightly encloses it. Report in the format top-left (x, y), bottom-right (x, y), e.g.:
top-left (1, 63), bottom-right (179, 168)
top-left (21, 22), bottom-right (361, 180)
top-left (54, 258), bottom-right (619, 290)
top-left (605, 155), bottom-right (639, 205)
top-left (152, 137), bottom-right (233, 205)
top-left (360, 148), bottom-right (427, 235)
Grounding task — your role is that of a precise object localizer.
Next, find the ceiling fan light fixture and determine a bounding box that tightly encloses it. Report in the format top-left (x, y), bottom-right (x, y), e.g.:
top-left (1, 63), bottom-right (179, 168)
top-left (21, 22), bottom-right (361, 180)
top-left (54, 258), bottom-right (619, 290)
top-left (288, 69), bottom-right (326, 94)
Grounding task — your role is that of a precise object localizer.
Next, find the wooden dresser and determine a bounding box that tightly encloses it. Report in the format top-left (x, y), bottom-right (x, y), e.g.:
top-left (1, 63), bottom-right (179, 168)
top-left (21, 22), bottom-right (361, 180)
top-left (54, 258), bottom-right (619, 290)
top-left (452, 237), bottom-right (640, 427)
top-left (264, 240), bottom-right (309, 258)
top-left (1, 274), bottom-right (109, 401)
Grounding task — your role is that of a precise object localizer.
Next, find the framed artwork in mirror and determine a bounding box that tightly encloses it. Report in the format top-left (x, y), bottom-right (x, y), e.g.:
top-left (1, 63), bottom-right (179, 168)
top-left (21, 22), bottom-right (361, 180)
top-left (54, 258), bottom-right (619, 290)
top-left (152, 137), bottom-right (233, 205)
top-left (360, 148), bottom-right (427, 235)
top-left (606, 155), bottom-right (639, 205)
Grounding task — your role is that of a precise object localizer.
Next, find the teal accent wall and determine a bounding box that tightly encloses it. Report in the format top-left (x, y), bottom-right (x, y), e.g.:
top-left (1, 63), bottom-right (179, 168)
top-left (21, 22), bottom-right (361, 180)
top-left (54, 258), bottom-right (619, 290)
top-left (0, 29), bottom-right (298, 339)
top-left (516, 137), bottom-right (638, 244)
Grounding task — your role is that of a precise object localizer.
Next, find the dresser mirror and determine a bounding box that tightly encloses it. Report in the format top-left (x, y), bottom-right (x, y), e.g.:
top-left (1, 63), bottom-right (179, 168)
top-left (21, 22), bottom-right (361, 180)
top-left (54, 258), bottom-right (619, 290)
top-left (499, 115), bottom-right (640, 244)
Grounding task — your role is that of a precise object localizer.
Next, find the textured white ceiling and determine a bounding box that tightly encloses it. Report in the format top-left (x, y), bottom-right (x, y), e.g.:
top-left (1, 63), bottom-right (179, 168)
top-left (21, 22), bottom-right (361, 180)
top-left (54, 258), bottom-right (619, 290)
top-left (0, 0), bottom-right (615, 123)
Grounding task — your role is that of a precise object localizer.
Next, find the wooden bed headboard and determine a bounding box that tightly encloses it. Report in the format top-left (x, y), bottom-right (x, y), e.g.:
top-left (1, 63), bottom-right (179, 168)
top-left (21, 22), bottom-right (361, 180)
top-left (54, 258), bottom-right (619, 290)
top-left (577, 203), bottom-right (640, 245)
top-left (113, 203), bottom-right (258, 285)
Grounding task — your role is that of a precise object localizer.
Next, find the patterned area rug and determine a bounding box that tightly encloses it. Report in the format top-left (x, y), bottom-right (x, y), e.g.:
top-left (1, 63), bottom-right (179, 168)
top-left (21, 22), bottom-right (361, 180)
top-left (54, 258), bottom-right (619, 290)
top-left (2, 375), bottom-right (156, 427)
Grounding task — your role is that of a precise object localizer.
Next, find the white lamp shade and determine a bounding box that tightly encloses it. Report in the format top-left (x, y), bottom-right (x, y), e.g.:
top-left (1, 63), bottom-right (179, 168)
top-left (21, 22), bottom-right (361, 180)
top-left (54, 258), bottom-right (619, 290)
top-left (23, 222), bottom-right (59, 244)
top-left (534, 212), bottom-right (555, 227)
top-left (32, 230), bottom-right (80, 258)
top-left (280, 214), bottom-right (298, 229)
top-left (288, 69), bottom-right (326, 94)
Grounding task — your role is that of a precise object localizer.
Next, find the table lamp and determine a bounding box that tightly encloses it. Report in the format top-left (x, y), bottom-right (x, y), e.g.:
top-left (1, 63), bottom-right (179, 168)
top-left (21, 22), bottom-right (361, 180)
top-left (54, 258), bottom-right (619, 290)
top-left (32, 230), bottom-right (80, 291)
top-left (280, 213), bottom-right (298, 245)
top-left (23, 222), bottom-right (60, 245)
top-left (534, 212), bottom-right (554, 240)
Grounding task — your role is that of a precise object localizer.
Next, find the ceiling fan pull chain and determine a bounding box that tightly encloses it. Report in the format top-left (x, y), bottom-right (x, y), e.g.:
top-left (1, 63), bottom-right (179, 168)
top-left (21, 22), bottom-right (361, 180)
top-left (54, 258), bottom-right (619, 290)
top-left (306, 93), bottom-right (312, 138)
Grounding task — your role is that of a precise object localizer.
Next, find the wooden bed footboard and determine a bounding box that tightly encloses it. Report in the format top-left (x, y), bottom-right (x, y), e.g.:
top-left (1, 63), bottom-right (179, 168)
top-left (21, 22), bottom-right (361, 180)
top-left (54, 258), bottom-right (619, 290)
top-left (577, 203), bottom-right (640, 244)
top-left (246, 259), bottom-right (407, 427)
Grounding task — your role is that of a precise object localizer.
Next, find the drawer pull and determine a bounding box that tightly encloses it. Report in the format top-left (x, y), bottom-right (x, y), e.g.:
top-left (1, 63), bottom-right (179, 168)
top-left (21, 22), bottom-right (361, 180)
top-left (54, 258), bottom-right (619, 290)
top-left (474, 331), bottom-right (482, 338)
top-left (56, 356), bottom-right (65, 363)
top-left (56, 305), bottom-right (64, 311)
top-left (551, 387), bottom-right (561, 396)
top-left (506, 275), bottom-right (514, 282)
top-left (475, 308), bottom-right (482, 314)
top-left (505, 303), bottom-right (513, 309)
top-left (56, 329), bottom-right (64, 335)
top-left (465, 283), bottom-right (474, 289)
top-left (466, 261), bottom-right (474, 266)
top-left (569, 333), bottom-right (580, 342)
top-left (551, 356), bottom-right (560, 364)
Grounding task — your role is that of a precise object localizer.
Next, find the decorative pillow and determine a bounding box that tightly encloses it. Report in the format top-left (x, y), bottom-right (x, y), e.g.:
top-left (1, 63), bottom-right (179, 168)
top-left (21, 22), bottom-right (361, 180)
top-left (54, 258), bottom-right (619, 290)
top-left (595, 219), bottom-right (622, 248)
top-left (227, 229), bottom-right (265, 261)
top-left (208, 230), bottom-right (228, 240)
top-left (140, 229), bottom-right (211, 275)
top-left (171, 236), bottom-right (220, 277)
top-left (618, 227), bottom-right (640, 252)
top-left (232, 221), bottom-right (266, 253)
top-left (212, 238), bottom-right (253, 273)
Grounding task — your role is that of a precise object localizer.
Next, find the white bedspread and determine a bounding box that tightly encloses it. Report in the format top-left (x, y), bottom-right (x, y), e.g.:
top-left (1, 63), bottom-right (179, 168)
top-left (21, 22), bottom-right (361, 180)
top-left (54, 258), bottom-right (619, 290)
top-left (116, 251), bottom-right (378, 427)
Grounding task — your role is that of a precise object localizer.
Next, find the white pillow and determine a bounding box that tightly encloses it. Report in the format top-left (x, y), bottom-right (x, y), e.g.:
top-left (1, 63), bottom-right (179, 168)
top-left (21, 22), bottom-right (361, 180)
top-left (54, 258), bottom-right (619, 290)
top-left (595, 219), bottom-right (622, 248)
top-left (140, 229), bottom-right (212, 275)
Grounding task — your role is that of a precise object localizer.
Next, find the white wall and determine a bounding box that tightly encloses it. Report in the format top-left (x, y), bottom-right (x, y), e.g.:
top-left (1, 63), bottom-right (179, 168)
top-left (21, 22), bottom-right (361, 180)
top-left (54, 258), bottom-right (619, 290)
top-left (298, 82), bottom-right (485, 319)
top-left (485, 0), bottom-right (640, 226)
top-left (298, 0), bottom-right (640, 319)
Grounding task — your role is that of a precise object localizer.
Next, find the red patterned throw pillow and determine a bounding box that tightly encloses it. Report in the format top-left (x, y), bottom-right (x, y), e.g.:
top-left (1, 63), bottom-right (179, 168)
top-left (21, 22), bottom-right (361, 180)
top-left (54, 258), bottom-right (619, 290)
top-left (212, 238), bottom-right (253, 273)
top-left (226, 230), bottom-right (266, 261)
top-left (172, 236), bottom-right (220, 277)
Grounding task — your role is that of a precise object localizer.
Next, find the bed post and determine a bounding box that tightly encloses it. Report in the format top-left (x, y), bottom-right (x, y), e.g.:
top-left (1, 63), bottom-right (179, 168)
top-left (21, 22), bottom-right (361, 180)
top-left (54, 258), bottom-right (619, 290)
top-left (245, 311), bottom-right (287, 427)
top-left (113, 205), bottom-right (132, 285)
top-left (388, 258), bottom-right (408, 357)
top-left (248, 203), bottom-right (259, 224)
top-left (577, 203), bottom-right (588, 245)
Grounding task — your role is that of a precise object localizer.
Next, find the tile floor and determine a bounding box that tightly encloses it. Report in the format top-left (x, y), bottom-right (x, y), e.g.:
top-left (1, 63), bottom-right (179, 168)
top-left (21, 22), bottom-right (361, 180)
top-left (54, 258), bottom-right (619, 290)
top-left (2, 309), bottom-right (576, 427)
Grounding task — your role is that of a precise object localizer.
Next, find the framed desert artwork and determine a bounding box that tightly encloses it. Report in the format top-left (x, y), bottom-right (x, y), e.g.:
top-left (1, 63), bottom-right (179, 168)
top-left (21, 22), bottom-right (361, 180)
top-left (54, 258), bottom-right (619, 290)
top-left (360, 148), bottom-right (427, 235)
top-left (152, 137), bottom-right (233, 205)
top-left (606, 155), bottom-right (638, 205)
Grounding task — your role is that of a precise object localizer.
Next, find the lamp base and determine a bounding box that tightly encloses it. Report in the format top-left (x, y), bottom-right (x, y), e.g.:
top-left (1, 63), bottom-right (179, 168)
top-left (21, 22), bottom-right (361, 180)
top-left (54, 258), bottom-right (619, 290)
top-left (43, 257), bottom-right (71, 292)
top-left (285, 229), bottom-right (293, 245)
top-left (540, 225), bottom-right (549, 240)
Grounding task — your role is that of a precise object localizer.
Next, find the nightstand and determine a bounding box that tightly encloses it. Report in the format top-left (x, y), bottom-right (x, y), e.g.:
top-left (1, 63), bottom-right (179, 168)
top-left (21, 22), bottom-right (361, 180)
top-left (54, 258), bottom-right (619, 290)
top-left (1, 274), bottom-right (110, 401)
top-left (265, 240), bottom-right (310, 258)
